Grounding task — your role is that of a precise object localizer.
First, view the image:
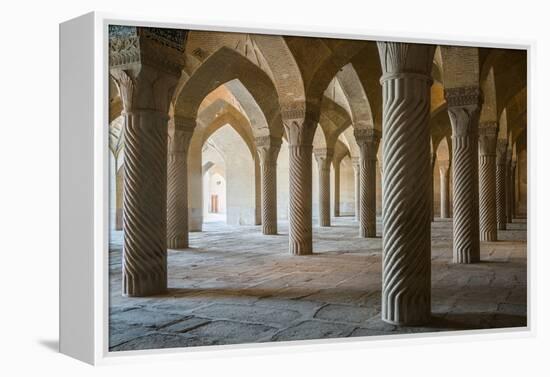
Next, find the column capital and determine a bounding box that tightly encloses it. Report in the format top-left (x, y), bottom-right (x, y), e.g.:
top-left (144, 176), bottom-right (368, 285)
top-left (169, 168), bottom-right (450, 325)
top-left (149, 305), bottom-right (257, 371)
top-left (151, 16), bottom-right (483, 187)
top-left (445, 87), bottom-right (483, 138)
top-left (444, 86), bottom-right (483, 108)
top-left (256, 136), bottom-right (282, 165)
top-left (479, 122), bottom-right (498, 155)
top-left (354, 128), bottom-right (381, 160)
top-left (109, 27), bottom-right (187, 115)
top-left (506, 147), bottom-right (513, 163)
top-left (109, 26), bottom-right (187, 75)
top-left (282, 101), bottom-right (319, 147)
top-left (377, 42), bottom-right (436, 82)
top-left (313, 148), bottom-right (334, 170)
top-left (174, 115), bottom-right (196, 132)
top-left (496, 139), bottom-right (508, 164)
top-left (168, 128), bottom-right (193, 155)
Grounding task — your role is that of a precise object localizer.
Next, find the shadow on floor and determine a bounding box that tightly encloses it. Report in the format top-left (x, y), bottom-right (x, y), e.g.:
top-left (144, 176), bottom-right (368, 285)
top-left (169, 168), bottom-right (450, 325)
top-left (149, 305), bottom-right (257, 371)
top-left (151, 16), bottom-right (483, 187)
top-left (429, 313), bottom-right (527, 330)
top-left (38, 339), bottom-right (59, 353)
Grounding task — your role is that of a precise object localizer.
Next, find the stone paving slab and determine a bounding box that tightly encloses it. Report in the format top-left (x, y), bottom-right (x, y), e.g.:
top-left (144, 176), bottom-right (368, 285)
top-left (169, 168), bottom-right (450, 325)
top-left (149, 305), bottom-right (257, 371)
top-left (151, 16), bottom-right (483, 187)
top-left (108, 218), bottom-right (527, 351)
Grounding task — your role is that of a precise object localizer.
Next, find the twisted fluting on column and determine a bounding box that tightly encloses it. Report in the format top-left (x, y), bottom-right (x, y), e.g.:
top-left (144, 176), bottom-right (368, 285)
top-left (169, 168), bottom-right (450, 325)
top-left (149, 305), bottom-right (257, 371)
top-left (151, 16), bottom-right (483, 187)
top-left (333, 161), bottom-right (341, 217)
top-left (446, 86), bottom-right (482, 264)
top-left (352, 157), bottom-right (360, 222)
top-left (256, 136), bottom-right (281, 235)
top-left (430, 151), bottom-right (436, 222)
top-left (314, 148), bottom-right (334, 227)
top-left (355, 129), bottom-right (380, 238)
top-left (438, 160), bottom-right (450, 218)
top-left (288, 143), bottom-right (313, 254)
top-left (506, 151), bottom-right (514, 224)
top-left (478, 122), bottom-right (498, 241)
top-left (506, 153), bottom-right (516, 224)
top-left (110, 27), bottom-right (186, 297)
top-left (510, 160), bottom-right (517, 219)
top-left (167, 122), bottom-right (193, 249)
top-left (378, 42), bottom-right (435, 325)
top-left (496, 140), bottom-right (508, 230)
top-left (122, 109), bottom-right (169, 296)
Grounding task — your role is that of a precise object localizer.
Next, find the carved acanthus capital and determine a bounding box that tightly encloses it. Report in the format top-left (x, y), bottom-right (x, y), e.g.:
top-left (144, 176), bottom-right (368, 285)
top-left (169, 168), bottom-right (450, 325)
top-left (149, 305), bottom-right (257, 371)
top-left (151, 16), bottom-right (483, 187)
top-left (354, 129), bottom-right (381, 160)
top-left (496, 139), bottom-right (508, 164)
top-left (173, 115), bottom-right (196, 132)
top-left (256, 136), bottom-right (282, 165)
top-left (351, 157), bottom-right (360, 171)
top-left (109, 26), bottom-right (140, 69)
top-left (313, 148), bottom-right (334, 170)
top-left (377, 42), bottom-right (436, 82)
top-left (444, 86), bottom-right (483, 109)
top-left (284, 117), bottom-right (317, 147)
top-left (110, 69), bottom-right (136, 114)
top-left (446, 88), bottom-right (482, 138)
top-left (478, 121), bottom-right (498, 155)
top-left (168, 128), bottom-right (193, 155)
top-left (506, 148), bottom-right (513, 164)
top-left (109, 26), bottom-right (187, 75)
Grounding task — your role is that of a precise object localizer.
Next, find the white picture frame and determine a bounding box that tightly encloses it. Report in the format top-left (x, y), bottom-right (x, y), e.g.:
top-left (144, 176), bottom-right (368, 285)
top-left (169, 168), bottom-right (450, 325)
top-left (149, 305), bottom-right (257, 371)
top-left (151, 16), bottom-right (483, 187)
top-left (59, 11), bottom-right (534, 365)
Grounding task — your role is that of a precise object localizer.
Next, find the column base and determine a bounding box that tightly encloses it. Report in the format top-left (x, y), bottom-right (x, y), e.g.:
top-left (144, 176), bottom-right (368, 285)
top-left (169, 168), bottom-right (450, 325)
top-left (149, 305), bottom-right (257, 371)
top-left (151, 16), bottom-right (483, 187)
top-left (480, 231), bottom-right (497, 242)
top-left (453, 251), bottom-right (481, 264)
top-left (167, 237), bottom-right (188, 249)
top-left (381, 298), bottom-right (431, 326)
top-left (289, 240), bottom-right (312, 255)
top-left (359, 227), bottom-right (376, 238)
top-left (123, 276), bottom-right (167, 297)
top-left (262, 224), bottom-right (278, 235)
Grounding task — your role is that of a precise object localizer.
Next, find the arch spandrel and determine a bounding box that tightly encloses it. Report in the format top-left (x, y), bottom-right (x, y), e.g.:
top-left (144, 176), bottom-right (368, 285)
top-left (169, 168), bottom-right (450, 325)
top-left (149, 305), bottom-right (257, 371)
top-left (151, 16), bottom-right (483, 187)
top-left (324, 77), bottom-right (353, 121)
top-left (195, 99), bottom-right (257, 159)
top-left (319, 96), bottom-right (352, 139)
top-left (349, 42), bottom-right (383, 131)
top-left (340, 126), bottom-right (360, 159)
top-left (440, 45), bottom-right (480, 89)
top-left (312, 124), bottom-right (327, 150)
top-left (481, 49), bottom-right (527, 121)
top-left (335, 63), bottom-right (374, 131)
top-left (504, 87), bottom-right (527, 142)
top-left (175, 46), bottom-right (283, 138)
top-left (333, 139), bottom-right (351, 165)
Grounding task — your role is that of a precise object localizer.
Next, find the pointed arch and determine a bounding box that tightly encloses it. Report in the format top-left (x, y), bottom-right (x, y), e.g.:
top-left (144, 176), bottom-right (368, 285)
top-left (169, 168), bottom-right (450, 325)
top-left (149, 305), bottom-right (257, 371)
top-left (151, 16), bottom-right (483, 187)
top-left (175, 46), bottom-right (284, 138)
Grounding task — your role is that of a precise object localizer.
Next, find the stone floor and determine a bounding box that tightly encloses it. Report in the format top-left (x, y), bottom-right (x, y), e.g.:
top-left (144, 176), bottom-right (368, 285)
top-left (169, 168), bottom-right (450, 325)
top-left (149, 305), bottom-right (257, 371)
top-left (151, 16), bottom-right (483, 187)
top-left (109, 217), bottom-right (527, 352)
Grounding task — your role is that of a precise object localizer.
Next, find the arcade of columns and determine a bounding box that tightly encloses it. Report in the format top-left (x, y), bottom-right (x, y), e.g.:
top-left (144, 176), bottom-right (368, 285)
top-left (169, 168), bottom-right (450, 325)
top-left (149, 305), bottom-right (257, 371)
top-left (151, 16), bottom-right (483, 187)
top-left (108, 27), bottom-right (527, 325)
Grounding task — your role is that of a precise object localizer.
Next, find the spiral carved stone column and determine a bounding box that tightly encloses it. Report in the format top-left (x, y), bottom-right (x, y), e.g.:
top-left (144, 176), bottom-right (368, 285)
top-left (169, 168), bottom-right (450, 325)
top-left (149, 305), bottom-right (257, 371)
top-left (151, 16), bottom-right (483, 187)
top-left (109, 26), bottom-right (186, 296)
top-left (121, 109), bottom-right (169, 296)
top-left (478, 122), bottom-right (498, 241)
top-left (167, 122), bottom-right (193, 249)
top-left (496, 140), bottom-right (508, 230)
top-left (314, 148), bottom-right (334, 227)
top-left (510, 160), bottom-right (517, 220)
top-left (355, 129), bottom-right (380, 238)
top-left (288, 143), bottom-right (313, 254)
top-left (439, 160), bottom-right (450, 219)
top-left (430, 152), bottom-right (436, 222)
top-left (333, 161), bottom-right (341, 217)
top-left (378, 42), bottom-right (435, 325)
top-left (446, 86), bottom-right (482, 264)
top-left (352, 157), bottom-right (360, 222)
top-left (256, 136), bottom-right (281, 235)
top-left (506, 151), bottom-right (514, 224)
